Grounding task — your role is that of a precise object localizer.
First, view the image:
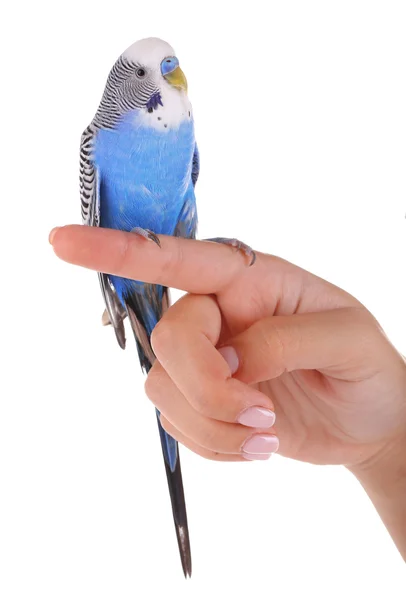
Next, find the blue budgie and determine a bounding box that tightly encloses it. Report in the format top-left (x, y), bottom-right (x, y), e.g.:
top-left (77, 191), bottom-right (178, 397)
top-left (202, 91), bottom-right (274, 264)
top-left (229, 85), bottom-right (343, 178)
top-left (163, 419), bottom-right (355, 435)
top-left (79, 37), bottom-right (254, 577)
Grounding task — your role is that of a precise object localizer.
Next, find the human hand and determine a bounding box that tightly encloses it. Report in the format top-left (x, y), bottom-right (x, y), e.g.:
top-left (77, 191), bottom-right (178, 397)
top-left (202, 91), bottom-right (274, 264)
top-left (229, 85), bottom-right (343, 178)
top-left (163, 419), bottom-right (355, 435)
top-left (50, 225), bottom-right (406, 469)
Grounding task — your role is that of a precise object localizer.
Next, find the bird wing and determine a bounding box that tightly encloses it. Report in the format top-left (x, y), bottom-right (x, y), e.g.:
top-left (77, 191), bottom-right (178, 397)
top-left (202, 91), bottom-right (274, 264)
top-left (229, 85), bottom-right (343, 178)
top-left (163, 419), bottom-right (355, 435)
top-left (174, 146), bottom-right (199, 239)
top-left (80, 126), bottom-right (126, 349)
top-left (80, 126), bottom-right (100, 227)
top-left (191, 144), bottom-right (200, 187)
top-left (174, 195), bottom-right (198, 239)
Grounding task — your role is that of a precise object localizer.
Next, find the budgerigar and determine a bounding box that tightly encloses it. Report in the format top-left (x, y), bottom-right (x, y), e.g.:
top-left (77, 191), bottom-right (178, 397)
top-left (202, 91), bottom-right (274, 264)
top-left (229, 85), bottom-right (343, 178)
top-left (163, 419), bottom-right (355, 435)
top-left (80, 37), bottom-right (197, 576)
top-left (79, 37), bottom-right (254, 577)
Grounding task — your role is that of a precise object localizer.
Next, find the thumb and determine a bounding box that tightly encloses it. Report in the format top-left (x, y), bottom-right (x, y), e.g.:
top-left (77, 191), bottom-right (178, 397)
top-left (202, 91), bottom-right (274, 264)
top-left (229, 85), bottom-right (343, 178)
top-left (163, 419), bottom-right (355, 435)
top-left (219, 307), bottom-right (379, 385)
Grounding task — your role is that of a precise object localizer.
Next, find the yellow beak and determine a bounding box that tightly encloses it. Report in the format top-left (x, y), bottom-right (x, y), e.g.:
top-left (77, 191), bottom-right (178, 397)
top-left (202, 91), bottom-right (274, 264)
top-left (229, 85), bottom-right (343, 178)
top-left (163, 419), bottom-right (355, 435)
top-left (164, 66), bottom-right (188, 92)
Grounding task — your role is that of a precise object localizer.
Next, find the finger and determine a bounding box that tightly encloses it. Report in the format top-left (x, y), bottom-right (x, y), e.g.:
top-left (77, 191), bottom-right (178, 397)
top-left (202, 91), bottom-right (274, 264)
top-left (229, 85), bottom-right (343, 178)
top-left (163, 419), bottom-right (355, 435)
top-left (50, 225), bottom-right (264, 295)
top-left (221, 307), bottom-right (382, 385)
top-left (158, 417), bottom-right (246, 462)
top-left (145, 361), bottom-right (278, 457)
top-left (150, 294), bottom-right (276, 426)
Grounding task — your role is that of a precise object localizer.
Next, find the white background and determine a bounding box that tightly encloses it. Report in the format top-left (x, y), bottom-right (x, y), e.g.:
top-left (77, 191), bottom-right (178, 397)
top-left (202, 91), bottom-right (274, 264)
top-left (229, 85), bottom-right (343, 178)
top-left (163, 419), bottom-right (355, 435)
top-left (1, 0), bottom-right (405, 598)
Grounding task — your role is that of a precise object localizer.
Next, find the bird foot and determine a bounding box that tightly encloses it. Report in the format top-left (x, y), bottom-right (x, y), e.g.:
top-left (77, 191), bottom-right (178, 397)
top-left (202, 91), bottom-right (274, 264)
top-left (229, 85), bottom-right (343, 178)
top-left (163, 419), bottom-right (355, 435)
top-left (204, 237), bottom-right (256, 266)
top-left (131, 227), bottom-right (161, 248)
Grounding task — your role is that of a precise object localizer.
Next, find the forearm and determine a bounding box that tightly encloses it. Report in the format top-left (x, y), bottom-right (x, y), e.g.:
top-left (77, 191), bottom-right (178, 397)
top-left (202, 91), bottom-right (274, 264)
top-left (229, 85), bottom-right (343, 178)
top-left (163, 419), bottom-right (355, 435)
top-left (349, 432), bottom-right (406, 561)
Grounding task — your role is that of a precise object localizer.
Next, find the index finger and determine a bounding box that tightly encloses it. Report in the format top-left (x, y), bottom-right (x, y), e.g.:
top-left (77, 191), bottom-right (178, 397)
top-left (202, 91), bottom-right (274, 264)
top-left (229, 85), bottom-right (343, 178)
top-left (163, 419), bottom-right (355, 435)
top-left (50, 225), bottom-right (257, 295)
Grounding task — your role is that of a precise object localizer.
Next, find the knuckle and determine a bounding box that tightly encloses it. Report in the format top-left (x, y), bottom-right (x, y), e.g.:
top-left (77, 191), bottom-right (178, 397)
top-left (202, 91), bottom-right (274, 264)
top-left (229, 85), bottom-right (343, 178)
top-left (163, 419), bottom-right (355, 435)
top-left (350, 307), bottom-right (383, 353)
top-left (341, 306), bottom-right (371, 329)
top-left (190, 385), bottom-right (216, 417)
top-left (257, 319), bottom-right (288, 375)
top-left (156, 238), bottom-right (184, 285)
top-left (150, 319), bottom-right (173, 357)
top-left (144, 369), bottom-right (164, 404)
top-left (344, 306), bottom-right (374, 339)
top-left (159, 416), bottom-right (180, 442)
top-left (159, 415), bottom-right (172, 435)
top-left (113, 233), bottom-right (134, 276)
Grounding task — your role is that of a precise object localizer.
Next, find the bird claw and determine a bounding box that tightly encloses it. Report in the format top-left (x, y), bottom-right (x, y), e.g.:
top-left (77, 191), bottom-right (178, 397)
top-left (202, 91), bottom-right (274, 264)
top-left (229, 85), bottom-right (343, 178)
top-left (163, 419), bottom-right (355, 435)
top-left (131, 227), bottom-right (161, 248)
top-left (204, 237), bottom-right (256, 266)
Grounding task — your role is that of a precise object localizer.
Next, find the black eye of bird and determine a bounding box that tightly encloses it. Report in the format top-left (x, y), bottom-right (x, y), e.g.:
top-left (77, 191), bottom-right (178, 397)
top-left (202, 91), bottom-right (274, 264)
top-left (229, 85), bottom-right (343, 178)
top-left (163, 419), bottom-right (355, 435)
top-left (136, 68), bottom-right (146, 78)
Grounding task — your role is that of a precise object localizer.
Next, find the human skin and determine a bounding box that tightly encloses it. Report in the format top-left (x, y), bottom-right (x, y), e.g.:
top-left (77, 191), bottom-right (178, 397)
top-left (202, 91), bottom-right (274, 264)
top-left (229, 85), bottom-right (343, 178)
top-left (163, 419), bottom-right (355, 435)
top-left (50, 225), bottom-right (406, 560)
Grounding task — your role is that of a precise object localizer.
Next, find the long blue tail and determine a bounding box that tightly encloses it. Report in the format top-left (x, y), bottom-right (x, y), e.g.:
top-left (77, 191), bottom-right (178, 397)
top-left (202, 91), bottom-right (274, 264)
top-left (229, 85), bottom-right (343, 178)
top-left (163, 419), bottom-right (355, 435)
top-left (123, 283), bottom-right (192, 577)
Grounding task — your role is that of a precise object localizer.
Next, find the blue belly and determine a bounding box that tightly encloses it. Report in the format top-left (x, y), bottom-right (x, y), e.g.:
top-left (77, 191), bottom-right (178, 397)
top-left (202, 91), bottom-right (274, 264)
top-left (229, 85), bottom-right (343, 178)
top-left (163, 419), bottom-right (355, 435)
top-left (93, 111), bottom-right (196, 302)
top-left (94, 111), bottom-right (195, 234)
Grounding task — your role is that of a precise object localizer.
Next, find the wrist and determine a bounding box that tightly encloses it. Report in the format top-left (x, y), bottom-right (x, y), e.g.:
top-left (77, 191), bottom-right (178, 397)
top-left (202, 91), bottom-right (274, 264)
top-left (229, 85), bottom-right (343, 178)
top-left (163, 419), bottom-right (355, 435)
top-left (349, 353), bottom-right (406, 485)
top-left (348, 430), bottom-right (406, 490)
top-left (347, 428), bottom-right (406, 561)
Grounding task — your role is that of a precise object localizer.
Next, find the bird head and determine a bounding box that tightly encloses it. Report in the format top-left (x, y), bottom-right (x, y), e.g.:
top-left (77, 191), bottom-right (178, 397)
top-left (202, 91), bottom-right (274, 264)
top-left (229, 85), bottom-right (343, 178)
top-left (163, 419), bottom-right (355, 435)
top-left (94, 38), bottom-right (189, 127)
top-left (123, 37), bottom-right (187, 93)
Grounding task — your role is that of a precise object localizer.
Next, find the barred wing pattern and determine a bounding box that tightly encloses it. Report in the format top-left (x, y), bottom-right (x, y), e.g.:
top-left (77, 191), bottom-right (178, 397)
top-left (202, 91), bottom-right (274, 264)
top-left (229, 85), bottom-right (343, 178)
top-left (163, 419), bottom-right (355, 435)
top-left (191, 144), bottom-right (200, 187)
top-left (80, 125), bottom-right (127, 349)
top-left (80, 125), bottom-right (99, 226)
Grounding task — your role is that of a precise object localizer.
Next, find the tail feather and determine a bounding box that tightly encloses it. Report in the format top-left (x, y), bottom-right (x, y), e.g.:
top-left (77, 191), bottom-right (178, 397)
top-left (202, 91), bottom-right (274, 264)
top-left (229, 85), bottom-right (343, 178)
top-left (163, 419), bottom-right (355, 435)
top-left (157, 414), bottom-right (192, 578)
top-left (124, 285), bottom-right (192, 577)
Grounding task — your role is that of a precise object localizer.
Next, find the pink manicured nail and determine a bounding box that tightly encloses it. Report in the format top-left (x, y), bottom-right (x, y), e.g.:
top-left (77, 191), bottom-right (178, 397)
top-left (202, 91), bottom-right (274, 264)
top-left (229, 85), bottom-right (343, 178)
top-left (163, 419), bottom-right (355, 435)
top-left (242, 453), bottom-right (273, 461)
top-left (218, 346), bottom-right (239, 374)
top-left (242, 434), bottom-right (279, 455)
top-left (237, 407), bottom-right (276, 428)
top-left (49, 227), bottom-right (60, 245)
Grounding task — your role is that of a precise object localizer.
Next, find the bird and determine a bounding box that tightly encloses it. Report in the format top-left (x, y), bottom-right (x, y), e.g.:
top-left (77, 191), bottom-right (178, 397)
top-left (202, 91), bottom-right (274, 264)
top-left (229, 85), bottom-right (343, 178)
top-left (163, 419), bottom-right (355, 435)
top-left (80, 37), bottom-right (198, 577)
top-left (79, 37), bottom-right (255, 577)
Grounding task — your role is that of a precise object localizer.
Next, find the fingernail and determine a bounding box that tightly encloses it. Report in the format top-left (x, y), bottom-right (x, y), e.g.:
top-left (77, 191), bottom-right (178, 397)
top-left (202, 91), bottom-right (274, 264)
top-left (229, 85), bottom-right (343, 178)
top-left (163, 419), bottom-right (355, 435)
top-left (242, 453), bottom-right (273, 461)
top-left (218, 346), bottom-right (239, 374)
top-left (237, 406), bottom-right (276, 428)
top-left (242, 434), bottom-right (279, 456)
top-left (49, 227), bottom-right (60, 245)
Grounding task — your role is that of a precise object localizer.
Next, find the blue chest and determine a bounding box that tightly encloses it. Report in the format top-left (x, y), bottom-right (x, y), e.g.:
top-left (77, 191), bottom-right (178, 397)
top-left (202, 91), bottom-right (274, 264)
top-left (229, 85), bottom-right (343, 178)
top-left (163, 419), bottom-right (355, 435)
top-left (94, 111), bottom-right (195, 234)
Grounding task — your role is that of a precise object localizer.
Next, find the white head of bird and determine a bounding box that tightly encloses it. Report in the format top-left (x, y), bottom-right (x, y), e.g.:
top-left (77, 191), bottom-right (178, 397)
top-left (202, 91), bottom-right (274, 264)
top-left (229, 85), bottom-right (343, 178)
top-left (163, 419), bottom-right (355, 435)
top-left (123, 38), bottom-right (187, 91)
top-left (95, 37), bottom-right (192, 131)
